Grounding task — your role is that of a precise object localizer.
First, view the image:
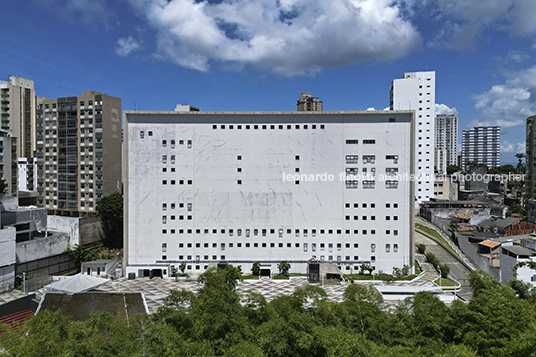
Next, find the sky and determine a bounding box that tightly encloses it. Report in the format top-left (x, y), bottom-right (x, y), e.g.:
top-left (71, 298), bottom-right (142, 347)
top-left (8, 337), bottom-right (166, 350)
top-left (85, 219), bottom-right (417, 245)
top-left (2, 0), bottom-right (536, 165)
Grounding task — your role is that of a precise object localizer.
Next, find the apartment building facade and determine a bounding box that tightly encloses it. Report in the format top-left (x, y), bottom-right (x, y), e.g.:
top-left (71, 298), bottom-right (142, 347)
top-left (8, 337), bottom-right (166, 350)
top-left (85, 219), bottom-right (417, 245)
top-left (526, 115), bottom-right (536, 202)
top-left (35, 91), bottom-right (121, 216)
top-left (297, 93), bottom-right (323, 111)
top-left (123, 110), bottom-right (415, 278)
top-left (390, 71), bottom-right (436, 205)
top-left (0, 131), bottom-right (17, 197)
top-left (0, 76), bottom-right (36, 160)
top-left (435, 114), bottom-right (458, 174)
top-left (461, 124), bottom-right (501, 171)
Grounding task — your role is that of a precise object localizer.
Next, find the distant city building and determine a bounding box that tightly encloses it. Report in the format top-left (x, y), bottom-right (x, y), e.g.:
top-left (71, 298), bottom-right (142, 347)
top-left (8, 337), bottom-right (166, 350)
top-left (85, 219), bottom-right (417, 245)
top-left (297, 93), bottom-right (323, 111)
top-left (461, 124), bottom-right (500, 171)
top-left (123, 110), bottom-right (415, 278)
top-left (0, 130), bottom-right (17, 197)
top-left (435, 114), bottom-right (458, 174)
top-left (390, 71), bottom-right (436, 204)
top-left (526, 115), bottom-right (536, 202)
top-left (0, 76), bottom-right (36, 159)
top-left (18, 157), bottom-right (37, 192)
top-left (36, 91), bottom-right (121, 216)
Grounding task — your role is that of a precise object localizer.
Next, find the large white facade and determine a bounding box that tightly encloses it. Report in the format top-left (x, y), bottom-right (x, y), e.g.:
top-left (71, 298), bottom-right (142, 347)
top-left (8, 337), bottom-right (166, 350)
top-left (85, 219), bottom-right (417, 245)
top-left (123, 111), bottom-right (415, 277)
top-left (390, 71), bottom-right (436, 205)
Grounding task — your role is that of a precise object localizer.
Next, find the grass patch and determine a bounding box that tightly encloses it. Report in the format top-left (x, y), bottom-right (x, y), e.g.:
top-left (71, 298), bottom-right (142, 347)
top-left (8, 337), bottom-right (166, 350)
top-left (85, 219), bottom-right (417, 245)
top-left (272, 274), bottom-right (290, 280)
top-left (344, 274), bottom-right (374, 280)
top-left (397, 274), bottom-right (418, 281)
top-left (60, 270), bottom-right (79, 276)
top-left (434, 278), bottom-right (456, 287)
top-left (289, 273), bottom-right (307, 277)
top-left (241, 275), bottom-right (259, 280)
top-left (415, 261), bottom-right (422, 275)
top-left (415, 223), bottom-right (458, 256)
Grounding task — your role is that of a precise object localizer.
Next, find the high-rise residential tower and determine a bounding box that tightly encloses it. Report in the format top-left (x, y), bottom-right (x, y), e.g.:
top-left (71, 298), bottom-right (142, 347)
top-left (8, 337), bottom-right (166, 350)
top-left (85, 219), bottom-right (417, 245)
top-left (390, 71), bottom-right (436, 204)
top-left (461, 124), bottom-right (500, 171)
top-left (0, 76), bottom-right (36, 160)
top-left (297, 93), bottom-right (323, 111)
top-left (435, 114), bottom-right (458, 174)
top-left (526, 115), bottom-right (536, 202)
top-left (35, 91), bottom-right (121, 216)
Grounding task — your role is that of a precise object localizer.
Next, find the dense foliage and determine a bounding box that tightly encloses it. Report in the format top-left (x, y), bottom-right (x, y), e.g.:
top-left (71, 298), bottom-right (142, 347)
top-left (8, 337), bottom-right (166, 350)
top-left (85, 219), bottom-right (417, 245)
top-left (96, 191), bottom-right (123, 247)
top-left (2, 268), bottom-right (536, 356)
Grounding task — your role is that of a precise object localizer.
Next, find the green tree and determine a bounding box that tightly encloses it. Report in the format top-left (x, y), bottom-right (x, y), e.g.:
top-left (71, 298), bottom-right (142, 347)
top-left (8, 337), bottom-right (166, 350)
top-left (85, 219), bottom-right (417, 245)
top-left (251, 261), bottom-right (260, 276)
top-left (277, 260), bottom-right (291, 275)
top-left (179, 262), bottom-right (187, 275)
top-left (416, 243), bottom-right (426, 254)
top-left (67, 244), bottom-right (99, 271)
top-left (515, 152), bottom-right (525, 174)
top-left (446, 165), bottom-right (461, 175)
top-left (96, 191), bottom-right (123, 247)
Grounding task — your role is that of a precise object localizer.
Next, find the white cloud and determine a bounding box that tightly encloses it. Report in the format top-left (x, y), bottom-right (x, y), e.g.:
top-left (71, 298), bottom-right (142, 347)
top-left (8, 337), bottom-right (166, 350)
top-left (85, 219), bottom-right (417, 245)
top-left (398, 0), bottom-right (536, 49)
top-left (472, 65), bottom-right (536, 128)
top-left (435, 103), bottom-right (458, 115)
top-left (115, 36), bottom-right (140, 57)
top-left (127, 0), bottom-right (421, 75)
top-left (502, 141), bottom-right (526, 154)
top-left (366, 107), bottom-right (376, 111)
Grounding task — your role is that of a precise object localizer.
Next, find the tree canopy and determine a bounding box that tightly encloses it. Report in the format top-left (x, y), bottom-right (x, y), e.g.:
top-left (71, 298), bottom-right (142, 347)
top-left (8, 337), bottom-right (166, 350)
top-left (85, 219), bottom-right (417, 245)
top-left (2, 269), bottom-right (536, 356)
top-left (96, 191), bottom-right (123, 247)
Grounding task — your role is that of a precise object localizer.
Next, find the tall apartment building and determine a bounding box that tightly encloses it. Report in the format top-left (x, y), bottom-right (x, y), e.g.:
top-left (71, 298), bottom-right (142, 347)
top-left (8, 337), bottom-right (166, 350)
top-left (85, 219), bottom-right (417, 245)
top-left (35, 91), bottom-right (121, 216)
top-left (0, 130), bottom-right (18, 197)
top-left (461, 124), bottom-right (500, 171)
top-left (123, 110), bottom-right (415, 278)
top-left (0, 76), bottom-right (36, 159)
top-left (526, 115), bottom-right (536, 203)
top-left (390, 71), bottom-right (436, 204)
top-left (297, 93), bottom-right (323, 111)
top-left (435, 114), bottom-right (458, 174)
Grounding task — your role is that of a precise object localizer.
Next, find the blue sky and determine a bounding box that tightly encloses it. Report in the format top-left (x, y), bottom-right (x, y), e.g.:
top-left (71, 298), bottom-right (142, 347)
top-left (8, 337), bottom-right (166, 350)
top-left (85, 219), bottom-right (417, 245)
top-left (2, 0), bottom-right (536, 164)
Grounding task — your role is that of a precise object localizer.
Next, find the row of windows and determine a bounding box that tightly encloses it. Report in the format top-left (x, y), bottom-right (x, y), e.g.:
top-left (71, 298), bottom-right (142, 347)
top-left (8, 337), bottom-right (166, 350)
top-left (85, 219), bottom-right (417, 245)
top-left (345, 202), bottom-right (399, 208)
top-left (345, 139), bottom-right (376, 144)
top-left (162, 140), bottom-right (192, 148)
top-left (344, 215), bottom-right (399, 221)
top-left (161, 228), bottom-right (400, 236)
top-left (162, 179), bottom-right (192, 185)
top-left (164, 262), bottom-right (380, 271)
top-left (164, 242), bottom-right (399, 253)
top-left (162, 203), bottom-right (191, 210)
top-left (345, 181), bottom-right (398, 189)
top-left (213, 124), bottom-right (325, 130)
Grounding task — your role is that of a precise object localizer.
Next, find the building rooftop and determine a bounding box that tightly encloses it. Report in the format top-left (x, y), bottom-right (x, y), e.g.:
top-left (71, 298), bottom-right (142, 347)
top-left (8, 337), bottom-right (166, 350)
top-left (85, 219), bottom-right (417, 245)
top-left (479, 240), bottom-right (501, 248)
top-left (501, 245), bottom-right (536, 257)
top-left (479, 217), bottom-right (522, 230)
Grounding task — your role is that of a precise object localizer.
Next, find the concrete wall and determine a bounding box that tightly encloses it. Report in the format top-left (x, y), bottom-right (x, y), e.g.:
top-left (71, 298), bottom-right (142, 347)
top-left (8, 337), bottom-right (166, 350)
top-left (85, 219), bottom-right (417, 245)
top-left (79, 216), bottom-right (103, 245)
top-left (1, 208), bottom-right (47, 230)
top-left (47, 215), bottom-right (80, 248)
top-left (16, 233), bottom-right (70, 263)
top-left (0, 227), bottom-right (16, 292)
top-left (16, 251), bottom-right (76, 277)
top-left (46, 215), bottom-right (103, 248)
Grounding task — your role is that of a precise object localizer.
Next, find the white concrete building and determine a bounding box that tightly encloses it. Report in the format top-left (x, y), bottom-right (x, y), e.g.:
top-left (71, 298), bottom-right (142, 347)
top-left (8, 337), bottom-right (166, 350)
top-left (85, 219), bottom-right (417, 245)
top-left (18, 157), bottom-right (37, 192)
top-left (461, 124), bottom-right (501, 171)
top-left (123, 111), bottom-right (415, 277)
top-left (435, 114), bottom-right (458, 174)
top-left (390, 71), bottom-right (436, 205)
